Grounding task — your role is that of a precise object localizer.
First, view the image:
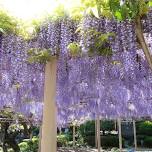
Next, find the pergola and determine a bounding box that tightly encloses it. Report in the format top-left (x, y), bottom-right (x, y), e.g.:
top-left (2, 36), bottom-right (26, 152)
top-left (0, 7), bottom-right (152, 152)
top-left (40, 15), bottom-right (152, 152)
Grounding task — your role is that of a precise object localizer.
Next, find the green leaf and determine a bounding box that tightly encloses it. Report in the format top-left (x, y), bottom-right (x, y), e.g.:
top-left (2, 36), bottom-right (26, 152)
top-left (27, 48), bottom-right (51, 64)
top-left (91, 7), bottom-right (100, 18)
top-left (115, 11), bottom-right (122, 20)
top-left (0, 28), bottom-right (5, 34)
top-left (149, 1), bottom-right (152, 7)
top-left (67, 42), bottom-right (81, 57)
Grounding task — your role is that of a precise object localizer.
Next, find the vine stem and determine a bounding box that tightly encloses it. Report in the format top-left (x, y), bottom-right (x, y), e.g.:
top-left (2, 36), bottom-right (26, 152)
top-left (135, 16), bottom-right (152, 70)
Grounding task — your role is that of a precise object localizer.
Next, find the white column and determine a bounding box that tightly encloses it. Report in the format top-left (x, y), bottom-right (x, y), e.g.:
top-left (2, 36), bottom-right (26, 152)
top-left (38, 126), bottom-right (42, 152)
top-left (97, 116), bottom-right (101, 152)
top-left (133, 120), bottom-right (137, 150)
top-left (41, 58), bottom-right (57, 152)
top-left (73, 125), bottom-right (76, 147)
top-left (95, 120), bottom-right (97, 148)
top-left (115, 120), bottom-right (117, 131)
top-left (118, 118), bottom-right (122, 152)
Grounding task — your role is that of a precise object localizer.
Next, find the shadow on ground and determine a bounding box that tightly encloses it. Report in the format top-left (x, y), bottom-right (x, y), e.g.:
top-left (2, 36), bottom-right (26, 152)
top-left (58, 148), bottom-right (97, 152)
top-left (58, 148), bottom-right (152, 152)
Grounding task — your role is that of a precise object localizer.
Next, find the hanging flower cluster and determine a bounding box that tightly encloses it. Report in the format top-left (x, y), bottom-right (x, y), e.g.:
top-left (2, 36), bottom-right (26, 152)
top-left (56, 14), bottom-right (152, 126)
top-left (0, 34), bottom-right (44, 122)
top-left (0, 11), bottom-right (152, 125)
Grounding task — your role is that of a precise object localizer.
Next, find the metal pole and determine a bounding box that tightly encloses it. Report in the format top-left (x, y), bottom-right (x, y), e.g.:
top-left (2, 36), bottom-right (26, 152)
top-left (73, 125), bottom-right (76, 147)
top-left (41, 58), bottom-right (57, 152)
top-left (97, 115), bottom-right (101, 152)
top-left (133, 120), bottom-right (137, 150)
top-left (118, 118), bottom-right (122, 152)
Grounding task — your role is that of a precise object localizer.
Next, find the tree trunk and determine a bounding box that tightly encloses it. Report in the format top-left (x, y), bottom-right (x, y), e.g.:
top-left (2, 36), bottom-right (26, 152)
top-left (22, 122), bottom-right (29, 138)
top-left (7, 139), bottom-right (20, 152)
top-left (2, 123), bottom-right (9, 152)
top-left (135, 16), bottom-right (152, 70)
top-left (2, 144), bottom-right (7, 152)
top-left (29, 125), bottom-right (33, 140)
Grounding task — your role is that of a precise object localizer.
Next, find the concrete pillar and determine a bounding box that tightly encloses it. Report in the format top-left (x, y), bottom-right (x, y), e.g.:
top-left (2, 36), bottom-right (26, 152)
top-left (95, 120), bottom-right (97, 148)
top-left (115, 120), bottom-right (117, 131)
top-left (133, 120), bottom-right (137, 150)
top-left (73, 125), bottom-right (76, 147)
top-left (38, 126), bottom-right (42, 152)
top-left (41, 58), bottom-right (57, 152)
top-left (118, 118), bottom-right (122, 152)
top-left (97, 116), bottom-right (101, 152)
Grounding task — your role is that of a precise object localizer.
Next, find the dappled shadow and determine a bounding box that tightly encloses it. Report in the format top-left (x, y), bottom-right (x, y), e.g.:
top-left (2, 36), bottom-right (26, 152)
top-left (57, 148), bottom-right (98, 152)
top-left (58, 148), bottom-right (152, 152)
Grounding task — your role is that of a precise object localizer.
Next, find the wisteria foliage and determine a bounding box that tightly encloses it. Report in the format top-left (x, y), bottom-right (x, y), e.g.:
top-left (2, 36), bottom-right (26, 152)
top-left (0, 12), bottom-right (152, 126)
top-left (56, 14), bottom-right (152, 126)
top-left (0, 34), bottom-right (44, 123)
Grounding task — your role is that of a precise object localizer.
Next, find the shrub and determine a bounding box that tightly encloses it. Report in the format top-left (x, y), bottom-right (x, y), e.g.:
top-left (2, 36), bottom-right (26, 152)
top-left (137, 135), bottom-right (145, 146)
top-left (57, 134), bottom-right (72, 147)
top-left (84, 135), bottom-right (95, 147)
top-left (19, 141), bottom-right (29, 151)
top-left (138, 121), bottom-right (152, 136)
top-left (84, 135), bottom-right (124, 148)
top-left (101, 120), bottom-right (115, 135)
top-left (19, 136), bottom-right (38, 152)
top-left (144, 136), bottom-right (152, 148)
top-left (101, 136), bottom-right (119, 148)
top-left (79, 121), bottom-right (95, 137)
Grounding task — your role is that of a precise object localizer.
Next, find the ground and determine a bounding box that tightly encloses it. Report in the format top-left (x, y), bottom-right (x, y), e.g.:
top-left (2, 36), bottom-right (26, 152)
top-left (58, 148), bottom-right (152, 152)
top-left (0, 147), bottom-right (152, 152)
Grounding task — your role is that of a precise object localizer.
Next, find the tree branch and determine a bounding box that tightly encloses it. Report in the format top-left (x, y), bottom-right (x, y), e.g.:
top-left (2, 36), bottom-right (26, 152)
top-left (135, 16), bottom-right (152, 70)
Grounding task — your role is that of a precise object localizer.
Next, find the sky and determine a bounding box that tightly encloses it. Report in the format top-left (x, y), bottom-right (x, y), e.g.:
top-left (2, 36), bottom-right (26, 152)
top-left (0, 0), bottom-right (81, 21)
top-left (0, 0), bottom-right (58, 20)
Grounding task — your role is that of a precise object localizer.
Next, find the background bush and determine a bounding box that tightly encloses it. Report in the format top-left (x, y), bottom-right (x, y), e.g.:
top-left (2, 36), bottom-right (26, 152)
top-left (84, 135), bottom-right (124, 148)
top-left (19, 136), bottom-right (38, 152)
top-left (144, 136), bottom-right (152, 148)
top-left (57, 134), bottom-right (72, 147)
top-left (137, 121), bottom-right (152, 136)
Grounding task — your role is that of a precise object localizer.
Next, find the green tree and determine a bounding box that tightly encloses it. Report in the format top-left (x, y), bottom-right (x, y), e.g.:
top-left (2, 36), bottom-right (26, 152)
top-left (0, 10), bottom-right (18, 34)
top-left (101, 120), bottom-right (115, 135)
top-left (138, 121), bottom-right (152, 136)
top-left (0, 108), bottom-right (34, 152)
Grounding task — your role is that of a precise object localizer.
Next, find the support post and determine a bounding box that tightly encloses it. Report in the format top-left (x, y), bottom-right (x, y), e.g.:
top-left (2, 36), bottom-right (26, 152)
top-left (118, 118), bottom-right (122, 152)
top-left (38, 126), bottom-right (42, 152)
top-left (95, 120), bottom-right (97, 148)
top-left (115, 120), bottom-right (117, 131)
top-left (73, 125), bottom-right (76, 147)
top-left (133, 120), bottom-right (137, 150)
top-left (41, 58), bottom-right (57, 152)
top-left (97, 115), bottom-right (101, 152)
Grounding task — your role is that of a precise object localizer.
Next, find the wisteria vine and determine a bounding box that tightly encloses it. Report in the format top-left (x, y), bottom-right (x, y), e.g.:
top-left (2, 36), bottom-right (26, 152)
top-left (0, 11), bottom-right (152, 126)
